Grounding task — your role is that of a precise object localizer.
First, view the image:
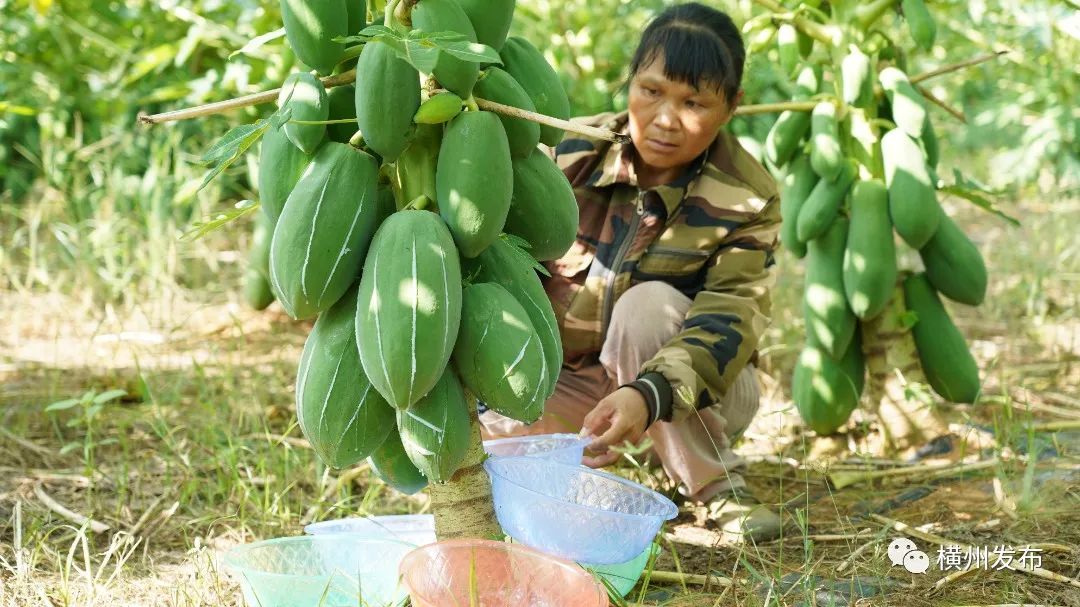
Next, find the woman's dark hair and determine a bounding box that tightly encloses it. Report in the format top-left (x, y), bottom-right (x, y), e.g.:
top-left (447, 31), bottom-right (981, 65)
top-left (628, 2), bottom-right (746, 104)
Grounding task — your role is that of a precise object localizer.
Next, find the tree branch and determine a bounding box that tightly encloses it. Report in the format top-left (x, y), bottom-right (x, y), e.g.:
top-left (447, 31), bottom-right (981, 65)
top-left (915, 84), bottom-right (967, 123)
top-left (735, 100), bottom-right (818, 116)
top-left (473, 96), bottom-right (629, 144)
top-left (910, 51), bottom-right (1009, 84)
top-left (749, 0), bottom-right (841, 46)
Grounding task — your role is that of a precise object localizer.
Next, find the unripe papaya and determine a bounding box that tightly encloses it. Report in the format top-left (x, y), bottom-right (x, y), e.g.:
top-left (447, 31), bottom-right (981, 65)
top-left (462, 236), bottom-right (562, 398)
top-left (412, 0), bottom-right (480, 98)
top-left (453, 282), bottom-right (547, 423)
top-left (920, 116), bottom-right (939, 169)
top-left (280, 0), bottom-right (347, 75)
top-left (841, 46), bottom-right (873, 108)
top-left (296, 285), bottom-right (395, 469)
top-left (268, 143), bottom-right (381, 320)
top-left (780, 155), bottom-right (817, 259)
top-left (765, 110), bottom-right (810, 169)
top-left (793, 335), bottom-right (865, 435)
top-left (355, 210), bottom-right (463, 410)
top-left (277, 72), bottom-right (328, 154)
top-left (796, 160), bottom-right (857, 243)
top-left (397, 366), bottom-right (471, 483)
top-left (902, 0), bottom-right (937, 51)
top-left (473, 67), bottom-right (541, 158)
top-left (369, 430), bottom-right (428, 494)
top-left (904, 273), bottom-right (981, 403)
top-left (455, 0), bottom-right (516, 51)
top-left (882, 128), bottom-right (942, 248)
top-left (244, 213), bottom-right (276, 311)
top-left (355, 40), bottom-right (421, 162)
top-left (504, 147), bottom-right (578, 261)
top-left (413, 92), bottom-right (463, 124)
top-left (879, 67), bottom-right (927, 139)
top-left (436, 111), bottom-right (513, 257)
top-left (797, 28), bottom-right (814, 59)
top-left (919, 213), bottom-right (987, 306)
top-left (777, 24), bottom-right (800, 77)
top-left (346, 0), bottom-right (366, 35)
top-left (258, 123), bottom-right (312, 223)
top-left (843, 179), bottom-right (897, 319)
top-left (500, 36), bottom-right (571, 146)
top-left (804, 217), bottom-right (857, 359)
top-left (395, 123), bottom-right (441, 207)
top-left (325, 84), bottom-right (357, 144)
top-left (810, 102), bottom-right (844, 181)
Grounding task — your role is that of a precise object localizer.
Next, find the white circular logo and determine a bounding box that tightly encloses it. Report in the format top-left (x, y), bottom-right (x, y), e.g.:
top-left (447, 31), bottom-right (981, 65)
top-left (888, 537), bottom-right (918, 567)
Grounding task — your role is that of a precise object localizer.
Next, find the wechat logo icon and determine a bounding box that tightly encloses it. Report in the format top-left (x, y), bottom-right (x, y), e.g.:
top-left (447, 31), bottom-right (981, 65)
top-left (889, 537), bottom-right (931, 574)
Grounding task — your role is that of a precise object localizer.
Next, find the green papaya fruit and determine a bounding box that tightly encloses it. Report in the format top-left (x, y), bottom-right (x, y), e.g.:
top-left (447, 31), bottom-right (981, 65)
top-left (244, 213), bottom-right (276, 311)
top-left (804, 216), bottom-right (857, 359)
top-left (395, 123), bottom-right (440, 207)
top-left (411, 0), bottom-right (480, 98)
top-left (473, 67), bottom-right (541, 158)
top-left (463, 236), bottom-right (563, 398)
top-left (268, 142), bottom-right (381, 320)
top-left (793, 335), bottom-right (865, 435)
top-left (413, 92), bottom-right (463, 124)
top-left (500, 36), bottom-right (571, 146)
top-left (278, 72), bottom-right (328, 154)
top-left (920, 116), bottom-right (939, 169)
top-left (796, 160), bottom-right (857, 243)
top-left (280, 0), bottom-right (348, 75)
top-left (879, 67), bottom-right (927, 139)
top-left (797, 28), bottom-right (814, 59)
top-left (397, 366), bottom-right (471, 483)
top-left (902, 0), bottom-right (937, 50)
top-left (919, 213), bottom-right (987, 306)
top-left (455, 0), bottom-right (516, 51)
top-left (882, 128), bottom-right (942, 249)
top-left (436, 111), bottom-right (513, 257)
top-left (355, 40), bottom-right (421, 162)
top-left (777, 24), bottom-right (799, 77)
top-left (347, 0), bottom-right (367, 35)
top-left (843, 179), bottom-right (897, 319)
top-left (780, 155), bottom-right (817, 258)
top-left (325, 84), bottom-right (357, 144)
top-left (904, 273), bottom-right (981, 403)
top-left (369, 430), bottom-right (428, 494)
top-left (453, 282), bottom-right (547, 423)
top-left (810, 102), bottom-right (844, 181)
top-left (841, 46), bottom-right (873, 108)
top-left (765, 110), bottom-right (811, 169)
top-left (258, 123), bottom-right (313, 223)
top-left (355, 210), bottom-right (463, 410)
top-left (296, 285), bottom-right (396, 469)
top-left (504, 147), bottom-right (578, 261)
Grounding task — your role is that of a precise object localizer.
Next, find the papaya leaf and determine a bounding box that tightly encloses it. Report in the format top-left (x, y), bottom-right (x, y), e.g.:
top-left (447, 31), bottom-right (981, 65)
top-left (180, 200), bottom-right (259, 242)
top-left (438, 40), bottom-right (501, 65)
top-left (228, 27), bottom-right (285, 60)
top-left (197, 118), bottom-right (271, 192)
top-left (941, 168), bottom-right (1020, 226)
top-left (499, 233), bottom-right (552, 277)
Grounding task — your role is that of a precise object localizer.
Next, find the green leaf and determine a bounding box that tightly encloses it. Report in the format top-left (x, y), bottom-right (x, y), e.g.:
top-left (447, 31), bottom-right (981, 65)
top-left (439, 40), bottom-right (501, 65)
top-left (45, 398), bottom-right (81, 412)
top-left (93, 389), bottom-right (127, 404)
top-left (196, 118), bottom-right (271, 192)
top-left (941, 169), bottom-right (1020, 226)
top-left (899, 310), bottom-right (919, 329)
top-left (59, 442), bottom-right (81, 455)
top-left (500, 234), bottom-right (552, 277)
top-left (180, 200), bottom-right (259, 242)
top-left (229, 28), bottom-right (286, 60)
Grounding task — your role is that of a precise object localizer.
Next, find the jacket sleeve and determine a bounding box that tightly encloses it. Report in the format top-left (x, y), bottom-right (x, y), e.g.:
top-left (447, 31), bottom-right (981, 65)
top-left (637, 193), bottom-right (781, 424)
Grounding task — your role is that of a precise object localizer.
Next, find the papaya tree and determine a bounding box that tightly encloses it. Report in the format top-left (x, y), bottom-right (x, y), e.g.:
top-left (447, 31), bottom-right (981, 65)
top-left (142, 0), bottom-right (624, 541)
top-left (741, 0), bottom-right (999, 452)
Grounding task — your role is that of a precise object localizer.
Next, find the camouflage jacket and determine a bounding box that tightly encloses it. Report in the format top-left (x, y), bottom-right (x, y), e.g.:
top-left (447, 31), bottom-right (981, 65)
top-left (542, 111), bottom-right (780, 426)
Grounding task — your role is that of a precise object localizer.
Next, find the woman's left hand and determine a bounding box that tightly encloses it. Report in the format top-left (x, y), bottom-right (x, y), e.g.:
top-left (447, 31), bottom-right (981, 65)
top-left (580, 387), bottom-right (649, 468)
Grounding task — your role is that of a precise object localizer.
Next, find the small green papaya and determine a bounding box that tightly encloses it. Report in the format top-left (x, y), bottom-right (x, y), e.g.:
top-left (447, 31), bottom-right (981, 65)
top-left (278, 72), bottom-right (328, 154)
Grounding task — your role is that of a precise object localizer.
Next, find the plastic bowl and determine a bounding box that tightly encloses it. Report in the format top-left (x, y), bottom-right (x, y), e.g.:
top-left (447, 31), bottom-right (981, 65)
top-left (483, 433), bottom-right (592, 465)
top-left (484, 456), bottom-right (678, 564)
top-left (222, 535), bottom-right (413, 607)
top-left (583, 542), bottom-right (661, 597)
top-left (304, 514), bottom-right (436, 546)
top-left (400, 538), bottom-right (609, 607)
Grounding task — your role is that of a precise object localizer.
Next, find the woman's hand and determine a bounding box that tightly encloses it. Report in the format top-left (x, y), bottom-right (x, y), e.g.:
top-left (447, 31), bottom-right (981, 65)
top-left (580, 387), bottom-right (649, 468)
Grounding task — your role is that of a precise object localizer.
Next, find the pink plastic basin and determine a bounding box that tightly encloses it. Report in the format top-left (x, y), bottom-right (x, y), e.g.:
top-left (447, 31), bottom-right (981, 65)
top-left (400, 538), bottom-right (609, 607)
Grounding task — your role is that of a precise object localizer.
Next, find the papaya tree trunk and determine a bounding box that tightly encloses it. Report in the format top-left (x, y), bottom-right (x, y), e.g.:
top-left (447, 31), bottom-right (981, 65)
top-left (427, 405), bottom-right (502, 540)
top-left (861, 279), bottom-right (949, 455)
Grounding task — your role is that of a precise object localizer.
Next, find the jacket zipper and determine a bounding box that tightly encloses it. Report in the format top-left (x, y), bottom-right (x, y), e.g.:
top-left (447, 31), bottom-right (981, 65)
top-left (601, 189), bottom-right (646, 337)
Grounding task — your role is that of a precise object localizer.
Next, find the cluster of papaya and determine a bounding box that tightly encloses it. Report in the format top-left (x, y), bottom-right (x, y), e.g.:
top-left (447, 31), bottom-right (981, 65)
top-left (247, 0), bottom-right (578, 492)
top-left (754, 0), bottom-right (985, 434)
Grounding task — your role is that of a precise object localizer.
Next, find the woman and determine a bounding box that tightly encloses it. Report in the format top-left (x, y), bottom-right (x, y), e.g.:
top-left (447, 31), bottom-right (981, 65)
top-left (480, 2), bottom-right (783, 542)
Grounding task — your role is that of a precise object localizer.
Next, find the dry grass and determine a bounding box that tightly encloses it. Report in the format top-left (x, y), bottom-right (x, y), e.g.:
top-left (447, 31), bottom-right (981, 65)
top-left (1, 195), bottom-right (1079, 606)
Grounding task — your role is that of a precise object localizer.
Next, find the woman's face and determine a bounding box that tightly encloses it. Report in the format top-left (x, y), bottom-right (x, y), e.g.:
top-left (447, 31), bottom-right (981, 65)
top-left (627, 53), bottom-right (738, 178)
